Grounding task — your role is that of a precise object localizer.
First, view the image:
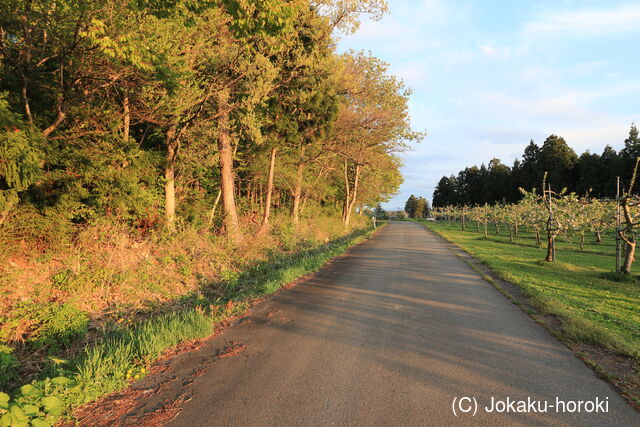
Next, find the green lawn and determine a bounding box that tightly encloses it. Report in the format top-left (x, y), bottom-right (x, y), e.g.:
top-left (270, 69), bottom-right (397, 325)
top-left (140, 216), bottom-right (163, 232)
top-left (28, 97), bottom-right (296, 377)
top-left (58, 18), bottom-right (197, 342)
top-left (420, 220), bottom-right (640, 360)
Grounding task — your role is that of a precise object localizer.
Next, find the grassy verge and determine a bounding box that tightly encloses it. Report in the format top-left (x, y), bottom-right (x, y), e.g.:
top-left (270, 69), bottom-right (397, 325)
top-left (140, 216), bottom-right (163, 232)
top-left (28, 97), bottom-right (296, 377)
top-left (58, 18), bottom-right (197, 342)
top-left (420, 220), bottom-right (640, 406)
top-left (420, 220), bottom-right (640, 358)
top-left (0, 224), bottom-right (379, 426)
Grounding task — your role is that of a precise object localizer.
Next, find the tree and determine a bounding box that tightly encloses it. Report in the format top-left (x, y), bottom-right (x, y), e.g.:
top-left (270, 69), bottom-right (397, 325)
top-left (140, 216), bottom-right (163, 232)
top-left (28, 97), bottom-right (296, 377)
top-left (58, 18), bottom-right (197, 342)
top-left (404, 195), bottom-right (417, 218)
top-left (432, 175), bottom-right (457, 207)
top-left (518, 140), bottom-right (541, 192)
top-left (257, 7), bottom-right (338, 231)
top-left (481, 158), bottom-right (511, 204)
top-left (618, 158), bottom-right (640, 274)
top-left (415, 197), bottom-right (429, 218)
top-left (622, 123), bottom-right (640, 158)
top-left (330, 52), bottom-right (421, 227)
top-left (0, 95), bottom-right (42, 225)
top-left (540, 173), bottom-right (577, 263)
top-left (538, 135), bottom-right (578, 193)
top-left (519, 189), bottom-right (546, 247)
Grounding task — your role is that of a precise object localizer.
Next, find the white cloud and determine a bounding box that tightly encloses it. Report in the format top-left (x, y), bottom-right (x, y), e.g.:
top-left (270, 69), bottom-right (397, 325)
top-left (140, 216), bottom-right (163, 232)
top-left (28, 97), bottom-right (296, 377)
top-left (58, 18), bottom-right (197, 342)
top-left (479, 44), bottom-right (512, 59)
top-left (524, 3), bottom-right (640, 38)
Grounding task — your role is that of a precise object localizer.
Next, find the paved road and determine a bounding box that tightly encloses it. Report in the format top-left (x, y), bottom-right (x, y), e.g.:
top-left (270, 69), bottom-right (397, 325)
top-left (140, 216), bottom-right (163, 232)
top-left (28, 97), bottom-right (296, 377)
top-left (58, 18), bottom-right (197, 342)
top-left (164, 221), bottom-right (637, 426)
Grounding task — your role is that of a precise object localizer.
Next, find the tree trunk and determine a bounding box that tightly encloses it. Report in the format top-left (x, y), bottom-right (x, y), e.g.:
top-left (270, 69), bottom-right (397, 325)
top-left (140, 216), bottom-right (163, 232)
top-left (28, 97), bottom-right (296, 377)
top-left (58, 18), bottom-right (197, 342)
top-left (217, 88), bottom-right (240, 241)
top-left (579, 233), bottom-right (585, 251)
top-left (207, 189), bottom-right (222, 227)
top-left (21, 73), bottom-right (33, 128)
top-left (344, 163), bottom-right (360, 227)
top-left (535, 229), bottom-right (541, 246)
top-left (545, 234), bottom-right (556, 263)
top-left (622, 239), bottom-right (636, 274)
top-left (258, 147), bottom-right (277, 235)
top-left (342, 158), bottom-right (350, 223)
top-left (476, 222), bottom-right (480, 232)
top-left (291, 146), bottom-right (305, 225)
top-left (483, 221), bottom-right (488, 238)
top-left (164, 124), bottom-right (177, 232)
top-left (42, 96), bottom-right (66, 138)
top-left (595, 231), bottom-right (602, 243)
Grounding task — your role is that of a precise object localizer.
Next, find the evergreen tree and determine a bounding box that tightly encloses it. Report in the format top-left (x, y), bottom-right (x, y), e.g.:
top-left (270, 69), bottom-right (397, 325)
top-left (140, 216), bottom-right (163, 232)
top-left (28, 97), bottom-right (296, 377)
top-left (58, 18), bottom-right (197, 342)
top-left (518, 140), bottom-right (541, 191)
top-left (432, 176), bottom-right (457, 207)
top-left (0, 95), bottom-right (42, 225)
top-left (404, 194), bottom-right (417, 218)
top-left (539, 135), bottom-right (578, 192)
top-left (623, 123), bottom-right (640, 158)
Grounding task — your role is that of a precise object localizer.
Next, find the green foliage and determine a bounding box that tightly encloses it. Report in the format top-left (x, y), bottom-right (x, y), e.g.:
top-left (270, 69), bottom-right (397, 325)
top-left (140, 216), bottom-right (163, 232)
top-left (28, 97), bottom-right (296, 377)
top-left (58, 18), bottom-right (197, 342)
top-left (0, 347), bottom-right (17, 390)
top-left (75, 308), bottom-right (216, 398)
top-left (403, 195), bottom-right (429, 218)
top-left (0, 94), bottom-right (42, 219)
top-left (0, 376), bottom-right (72, 426)
top-left (2, 303), bottom-right (88, 352)
top-left (433, 124), bottom-right (638, 206)
top-left (1, 224), bottom-right (375, 424)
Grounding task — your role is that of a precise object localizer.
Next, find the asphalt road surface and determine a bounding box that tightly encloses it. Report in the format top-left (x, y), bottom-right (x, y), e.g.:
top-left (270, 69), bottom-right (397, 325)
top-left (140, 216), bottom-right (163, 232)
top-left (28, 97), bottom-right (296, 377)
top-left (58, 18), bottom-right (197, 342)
top-left (164, 221), bottom-right (638, 426)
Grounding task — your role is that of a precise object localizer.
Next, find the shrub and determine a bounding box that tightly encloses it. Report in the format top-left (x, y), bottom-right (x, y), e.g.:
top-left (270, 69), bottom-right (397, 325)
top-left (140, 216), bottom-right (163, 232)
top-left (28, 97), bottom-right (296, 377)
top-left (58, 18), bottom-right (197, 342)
top-left (0, 346), bottom-right (17, 390)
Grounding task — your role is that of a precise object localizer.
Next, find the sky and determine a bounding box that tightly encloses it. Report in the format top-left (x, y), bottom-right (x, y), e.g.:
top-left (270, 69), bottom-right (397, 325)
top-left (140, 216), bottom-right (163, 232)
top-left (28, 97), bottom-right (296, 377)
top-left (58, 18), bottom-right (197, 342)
top-left (337, 0), bottom-right (640, 210)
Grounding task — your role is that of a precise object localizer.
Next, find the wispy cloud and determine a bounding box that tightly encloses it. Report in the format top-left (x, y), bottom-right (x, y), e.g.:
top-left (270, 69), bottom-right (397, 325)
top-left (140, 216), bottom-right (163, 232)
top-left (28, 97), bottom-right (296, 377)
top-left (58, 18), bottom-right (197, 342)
top-left (524, 3), bottom-right (640, 38)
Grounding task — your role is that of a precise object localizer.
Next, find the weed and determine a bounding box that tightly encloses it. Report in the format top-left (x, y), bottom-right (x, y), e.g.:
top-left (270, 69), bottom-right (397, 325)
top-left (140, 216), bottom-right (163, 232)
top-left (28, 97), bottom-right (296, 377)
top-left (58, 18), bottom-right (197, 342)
top-left (0, 221), bottom-right (377, 424)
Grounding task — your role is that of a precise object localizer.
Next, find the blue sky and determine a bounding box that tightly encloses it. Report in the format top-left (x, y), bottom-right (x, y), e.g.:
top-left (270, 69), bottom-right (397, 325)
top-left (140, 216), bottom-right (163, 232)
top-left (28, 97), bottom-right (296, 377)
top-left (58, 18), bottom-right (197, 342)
top-left (337, 0), bottom-right (640, 210)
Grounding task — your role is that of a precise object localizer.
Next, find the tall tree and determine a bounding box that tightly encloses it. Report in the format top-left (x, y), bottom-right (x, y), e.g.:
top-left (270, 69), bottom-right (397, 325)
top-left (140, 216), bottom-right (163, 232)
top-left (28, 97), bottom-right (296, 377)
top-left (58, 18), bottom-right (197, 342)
top-left (330, 52), bottom-right (421, 226)
top-left (404, 195), bottom-right (417, 218)
top-left (538, 134), bottom-right (578, 192)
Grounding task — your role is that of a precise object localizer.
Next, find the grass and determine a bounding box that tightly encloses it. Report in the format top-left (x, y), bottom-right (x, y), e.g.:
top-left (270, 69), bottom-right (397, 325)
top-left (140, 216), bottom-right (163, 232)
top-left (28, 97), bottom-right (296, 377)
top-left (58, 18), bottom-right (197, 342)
top-left (420, 220), bottom-right (640, 360)
top-left (0, 222), bottom-right (379, 425)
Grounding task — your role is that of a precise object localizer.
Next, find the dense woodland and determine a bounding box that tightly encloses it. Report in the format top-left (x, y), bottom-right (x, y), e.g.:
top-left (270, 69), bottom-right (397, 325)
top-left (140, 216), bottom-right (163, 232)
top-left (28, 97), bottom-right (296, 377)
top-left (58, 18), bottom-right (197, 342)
top-left (0, 0), bottom-right (421, 243)
top-left (432, 125), bottom-right (639, 207)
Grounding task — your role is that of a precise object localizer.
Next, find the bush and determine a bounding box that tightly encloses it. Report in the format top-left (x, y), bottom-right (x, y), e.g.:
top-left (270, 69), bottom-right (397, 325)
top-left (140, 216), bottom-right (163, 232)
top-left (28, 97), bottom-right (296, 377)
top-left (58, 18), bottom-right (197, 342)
top-left (3, 303), bottom-right (89, 352)
top-left (0, 346), bottom-right (17, 390)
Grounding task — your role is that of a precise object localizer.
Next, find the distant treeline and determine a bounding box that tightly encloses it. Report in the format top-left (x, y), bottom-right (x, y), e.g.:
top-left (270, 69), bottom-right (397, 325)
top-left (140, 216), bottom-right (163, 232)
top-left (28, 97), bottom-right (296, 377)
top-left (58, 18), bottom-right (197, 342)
top-left (432, 124), bottom-right (639, 207)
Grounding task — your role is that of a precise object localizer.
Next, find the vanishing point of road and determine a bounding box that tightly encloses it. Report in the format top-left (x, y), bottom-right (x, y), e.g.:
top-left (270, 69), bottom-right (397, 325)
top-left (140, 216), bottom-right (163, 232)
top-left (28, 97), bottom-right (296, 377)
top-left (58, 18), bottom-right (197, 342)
top-left (158, 221), bottom-right (638, 426)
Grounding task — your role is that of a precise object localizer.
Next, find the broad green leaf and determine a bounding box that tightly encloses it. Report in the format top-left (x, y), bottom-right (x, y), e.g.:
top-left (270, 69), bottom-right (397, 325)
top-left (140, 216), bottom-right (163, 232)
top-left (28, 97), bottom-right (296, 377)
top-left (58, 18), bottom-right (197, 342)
top-left (30, 418), bottom-right (50, 427)
top-left (12, 419), bottom-right (28, 427)
top-left (21, 405), bottom-right (39, 417)
top-left (0, 394), bottom-right (8, 405)
top-left (19, 385), bottom-right (36, 397)
top-left (0, 412), bottom-right (10, 427)
top-left (40, 397), bottom-right (63, 416)
top-left (50, 377), bottom-right (70, 386)
top-left (10, 405), bottom-right (27, 421)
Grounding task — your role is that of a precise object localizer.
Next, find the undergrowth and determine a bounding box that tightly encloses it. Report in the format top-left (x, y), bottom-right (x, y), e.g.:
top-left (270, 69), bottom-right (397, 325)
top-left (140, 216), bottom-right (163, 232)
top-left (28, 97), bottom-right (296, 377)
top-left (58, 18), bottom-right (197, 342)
top-left (0, 217), bottom-right (378, 425)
